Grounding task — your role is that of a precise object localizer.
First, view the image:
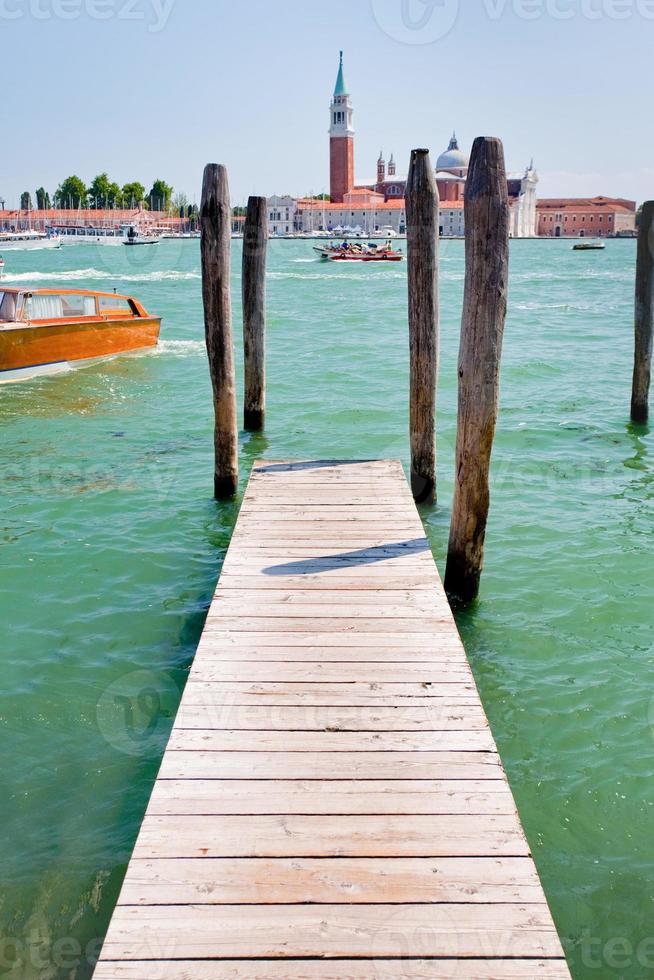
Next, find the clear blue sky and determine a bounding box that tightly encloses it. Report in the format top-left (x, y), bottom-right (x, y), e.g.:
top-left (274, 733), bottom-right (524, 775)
top-left (2, 0), bottom-right (652, 207)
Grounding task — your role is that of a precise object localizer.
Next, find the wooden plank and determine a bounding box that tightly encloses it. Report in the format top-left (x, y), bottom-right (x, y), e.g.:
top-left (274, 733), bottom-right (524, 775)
top-left (99, 904), bottom-right (564, 959)
top-left (211, 588), bottom-right (446, 606)
top-left (195, 632), bottom-right (458, 647)
top-left (193, 644), bottom-right (469, 662)
top-left (132, 814), bottom-right (529, 858)
top-left (182, 683), bottom-right (481, 707)
top-left (117, 856), bottom-right (544, 905)
top-left (158, 751), bottom-right (503, 781)
top-left (199, 618), bottom-right (458, 632)
top-left (167, 730), bottom-right (496, 753)
top-left (146, 779), bottom-right (517, 816)
top-left (188, 665), bottom-right (474, 684)
top-left (173, 705), bottom-right (488, 730)
top-left (95, 459), bottom-right (569, 978)
top-left (94, 961), bottom-right (571, 979)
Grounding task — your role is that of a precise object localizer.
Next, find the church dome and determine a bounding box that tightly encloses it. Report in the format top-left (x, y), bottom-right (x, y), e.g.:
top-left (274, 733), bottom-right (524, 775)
top-left (437, 133), bottom-right (469, 172)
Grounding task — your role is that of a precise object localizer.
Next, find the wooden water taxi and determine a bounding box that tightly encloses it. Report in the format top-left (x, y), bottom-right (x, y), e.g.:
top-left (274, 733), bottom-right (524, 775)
top-left (0, 287), bottom-right (161, 383)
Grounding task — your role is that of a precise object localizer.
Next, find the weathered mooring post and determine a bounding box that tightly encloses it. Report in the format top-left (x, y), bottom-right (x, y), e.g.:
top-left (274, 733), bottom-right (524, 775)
top-left (242, 195), bottom-right (268, 431)
top-left (631, 201), bottom-right (654, 424)
top-left (445, 137), bottom-right (509, 604)
top-left (405, 148), bottom-right (439, 504)
top-left (200, 163), bottom-right (238, 498)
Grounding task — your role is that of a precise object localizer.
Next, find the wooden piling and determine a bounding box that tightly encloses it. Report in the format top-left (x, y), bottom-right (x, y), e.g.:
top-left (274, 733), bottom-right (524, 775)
top-left (242, 196), bottom-right (268, 431)
top-left (631, 201), bottom-right (654, 424)
top-left (200, 163), bottom-right (238, 499)
top-left (405, 148), bottom-right (439, 504)
top-left (445, 137), bottom-right (510, 604)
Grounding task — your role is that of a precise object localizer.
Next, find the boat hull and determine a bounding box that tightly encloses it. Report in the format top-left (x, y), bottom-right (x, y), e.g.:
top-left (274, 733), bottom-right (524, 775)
top-left (0, 316), bottom-right (161, 383)
top-left (328, 253), bottom-right (403, 262)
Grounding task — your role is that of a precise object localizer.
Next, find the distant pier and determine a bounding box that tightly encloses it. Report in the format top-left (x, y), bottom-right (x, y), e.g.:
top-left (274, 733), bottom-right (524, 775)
top-left (95, 459), bottom-right (569, 978)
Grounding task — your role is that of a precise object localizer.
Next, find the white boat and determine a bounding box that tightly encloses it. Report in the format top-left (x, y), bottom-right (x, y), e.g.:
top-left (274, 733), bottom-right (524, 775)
top-left (572, 240), bottom-right (605, 251)
top-left (369, 225), bottom-right (398, 239)
top-left (49, 223), bottom-right (130, 246)
top-left (0, 231), bottom-right (61, 251)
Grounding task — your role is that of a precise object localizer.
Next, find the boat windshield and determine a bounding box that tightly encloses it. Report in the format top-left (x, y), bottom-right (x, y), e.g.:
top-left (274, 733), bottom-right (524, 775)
top-left (0, 291), bottom-right (18, 322)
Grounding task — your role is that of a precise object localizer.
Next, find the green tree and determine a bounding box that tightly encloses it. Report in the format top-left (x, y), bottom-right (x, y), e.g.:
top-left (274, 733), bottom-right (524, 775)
top-left (147, 179), bottom-right (173, 212)
top-left (35, 187), bottom-right (51, 209)
top-left (108, 182), bottom-right (123, 207)
top-left (88, 173), bottom-right (114, 209)
top-left (56, 176), bottom-right (87, 209)
top-left (20, 191), bottom-right (32, 210)
top-left (122, 182), bottom-right (146, 209)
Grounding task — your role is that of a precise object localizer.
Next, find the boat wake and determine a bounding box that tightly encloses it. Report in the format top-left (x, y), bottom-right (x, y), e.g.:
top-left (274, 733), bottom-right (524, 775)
top-left (269, 271), bottom-right (406, 282)
top-left (2, 269), bottom-right (201, 283)
top-left (155, 339), bottom-right (205, 356)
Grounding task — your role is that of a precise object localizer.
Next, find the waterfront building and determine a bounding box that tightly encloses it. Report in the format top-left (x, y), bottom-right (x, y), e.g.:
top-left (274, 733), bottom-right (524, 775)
top-left (0, 207), bottom-right (187, 235)
top-left (536, 197), bottom-right (637, 237)
top-left (268, 196), bottom-right (297, 236)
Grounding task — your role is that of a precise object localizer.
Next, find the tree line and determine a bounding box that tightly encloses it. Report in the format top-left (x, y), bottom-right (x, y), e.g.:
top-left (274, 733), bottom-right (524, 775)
top-left (19, 175), bottom-right (198, 217)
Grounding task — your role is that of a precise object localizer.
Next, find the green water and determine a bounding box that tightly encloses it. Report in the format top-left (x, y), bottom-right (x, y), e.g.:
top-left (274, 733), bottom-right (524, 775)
top-left (0, 237), bottom-right (651, 978)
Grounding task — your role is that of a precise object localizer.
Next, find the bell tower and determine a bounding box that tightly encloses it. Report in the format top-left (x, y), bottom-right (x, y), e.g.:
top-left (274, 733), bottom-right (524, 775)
top-left (329, 51), bottom-right (355, 203)
top-left (377, 151), bottom-right (386, 188)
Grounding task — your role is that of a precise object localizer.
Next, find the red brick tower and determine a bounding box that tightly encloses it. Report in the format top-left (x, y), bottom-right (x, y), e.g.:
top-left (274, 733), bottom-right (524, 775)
top-left (329, 52), bottom-right (354, 203)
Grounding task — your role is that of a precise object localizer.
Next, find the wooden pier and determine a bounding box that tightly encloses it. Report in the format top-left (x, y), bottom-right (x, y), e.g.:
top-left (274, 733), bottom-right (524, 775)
top-left (95, 459), bottom-right (570, 979)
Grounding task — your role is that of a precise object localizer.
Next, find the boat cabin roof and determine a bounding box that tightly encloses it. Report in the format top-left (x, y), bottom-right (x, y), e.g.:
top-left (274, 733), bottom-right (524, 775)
top-left (0, 287), bottom-right (133, 300)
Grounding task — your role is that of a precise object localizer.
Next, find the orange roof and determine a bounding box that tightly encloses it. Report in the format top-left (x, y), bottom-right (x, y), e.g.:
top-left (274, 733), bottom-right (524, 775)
top-left (297, 200), bottom-right (406, 211)
top-left (0, 207), bottom-right (183, 225)
top-left (537, 197), bottom-right (636, 213)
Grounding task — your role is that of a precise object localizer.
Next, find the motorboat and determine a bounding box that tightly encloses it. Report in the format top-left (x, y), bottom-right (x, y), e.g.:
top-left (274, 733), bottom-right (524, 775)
top-left (123, 226), bottom-right (160, 246)
top-left (314, 240), bottom-right (404, 262)
top-left (0, 287), bottom-right (161, 383)
top-left (572, 240), bottom-right (606, 251)
top-left (0, 231), bottom-right (61, 250)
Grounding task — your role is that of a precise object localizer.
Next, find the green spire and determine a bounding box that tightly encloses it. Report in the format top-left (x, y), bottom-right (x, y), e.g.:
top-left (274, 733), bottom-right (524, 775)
top-left (334, 51), bottom-right (348, 96)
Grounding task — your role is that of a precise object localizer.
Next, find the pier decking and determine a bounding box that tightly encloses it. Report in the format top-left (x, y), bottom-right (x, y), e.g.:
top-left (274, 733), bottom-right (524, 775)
top-left (95, 459), bottom-right (570, 978)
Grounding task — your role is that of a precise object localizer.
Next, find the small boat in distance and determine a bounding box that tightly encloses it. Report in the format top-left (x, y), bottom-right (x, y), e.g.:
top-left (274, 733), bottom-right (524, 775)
top-left (572, 240), bottom-right (606, 251)
top-left (0, 287), bottom-right (161, 383)
top-left (0, 230), bottom-right (62, 250)
top-left (124, 225), bottom-right (160, 246)
top-left (314, 240), bottom-right (404, 262)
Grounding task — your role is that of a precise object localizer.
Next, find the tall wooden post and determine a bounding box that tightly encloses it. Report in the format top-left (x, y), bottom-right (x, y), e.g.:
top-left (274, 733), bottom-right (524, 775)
top-left (631, 201), bottom-right (654, 424)
top-left (242, 195), bottom-right (268, 431)
top-left (200, 163), bottom-right (238, 499)
top-left (405, 148), bottom-right (439, 504)
top-left (445, 137), bottom-right (509, 604)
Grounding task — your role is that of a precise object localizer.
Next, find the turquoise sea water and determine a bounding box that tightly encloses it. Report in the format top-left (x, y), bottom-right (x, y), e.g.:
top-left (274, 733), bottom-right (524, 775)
top-left (0, 237), bottom-right (652, 978)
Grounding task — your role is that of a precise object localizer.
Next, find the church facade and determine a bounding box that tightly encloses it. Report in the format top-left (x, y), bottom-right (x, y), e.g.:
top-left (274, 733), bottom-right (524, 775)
top-left (302, 52), bottom-right (538, 237)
